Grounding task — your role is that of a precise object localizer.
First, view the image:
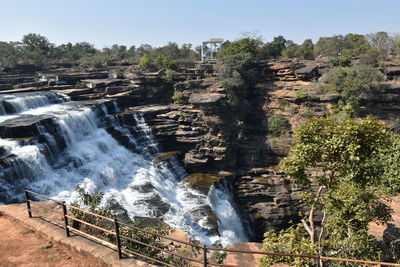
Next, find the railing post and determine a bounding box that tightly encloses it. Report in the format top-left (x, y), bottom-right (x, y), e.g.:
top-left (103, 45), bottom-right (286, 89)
top-left (203, 245), bottom-right (208, 267)
top-left (114, 218), bottom-right (122, 259)
top-left (62, 202), bottom-right (70, 237)
top-left (24, 189), bottom-right (32, 218)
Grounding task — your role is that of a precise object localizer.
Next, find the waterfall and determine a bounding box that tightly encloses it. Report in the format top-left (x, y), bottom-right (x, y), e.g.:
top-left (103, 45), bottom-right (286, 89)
top-left (0, 94), bottom-right (250, 246)
top-left (0, 92), bottom-right (70, 115)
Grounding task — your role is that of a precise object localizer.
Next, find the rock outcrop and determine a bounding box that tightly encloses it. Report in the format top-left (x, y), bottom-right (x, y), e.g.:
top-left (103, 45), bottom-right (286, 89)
top-left (2, 58), bottom-right (400, 240)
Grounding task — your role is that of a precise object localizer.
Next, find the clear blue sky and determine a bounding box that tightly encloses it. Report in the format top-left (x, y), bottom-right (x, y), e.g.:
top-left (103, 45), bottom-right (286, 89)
top-left (1, 0), bottom-right (399, 48)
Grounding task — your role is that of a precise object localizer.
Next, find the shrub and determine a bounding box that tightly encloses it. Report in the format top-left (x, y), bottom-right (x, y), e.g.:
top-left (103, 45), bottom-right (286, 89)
top-left (171, 90), bottom-right (188, 104)
top-left (139, 54), bottom-right (152, 68)
top-left (70, 186), bottom-right (183, 266)
top-left (268, 114), bottom-right (289, 137)
top-left (260, 224), bottom-right (317, 267)
top-left (277, 99), bottom-right (291, 111)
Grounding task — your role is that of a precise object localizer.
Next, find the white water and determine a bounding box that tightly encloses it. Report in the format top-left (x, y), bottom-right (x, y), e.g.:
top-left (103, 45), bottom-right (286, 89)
top-left (0, 92), bottom-right (69, 115)
top-left (0, 94), bottom-right (249, 246)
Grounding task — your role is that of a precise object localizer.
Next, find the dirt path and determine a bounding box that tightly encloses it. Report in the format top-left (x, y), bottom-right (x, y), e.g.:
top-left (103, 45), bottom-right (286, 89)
top-left (0, 211), bottom-right (109, 267)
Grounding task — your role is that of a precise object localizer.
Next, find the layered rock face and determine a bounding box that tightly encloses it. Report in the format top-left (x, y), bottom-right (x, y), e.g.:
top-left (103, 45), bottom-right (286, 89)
top-left (2, 59), bottom-right (400, 241)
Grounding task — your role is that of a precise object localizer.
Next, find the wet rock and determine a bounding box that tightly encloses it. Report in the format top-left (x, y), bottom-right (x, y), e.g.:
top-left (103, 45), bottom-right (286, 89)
top-left (0, 115), bottom-right (53, 138)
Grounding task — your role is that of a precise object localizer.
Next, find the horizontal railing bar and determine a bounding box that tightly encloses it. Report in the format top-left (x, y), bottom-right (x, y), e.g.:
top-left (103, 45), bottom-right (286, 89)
top-left (65, 215), bottom-right (115, 236)
top-left (206, 247), bottom-right (318, 258)
top-left (119, 234), bottom-right (203, 264)
top-left (207, 247), bottom-right (400, 266)
top-left (67, 226), bottom-right (116, 249)
top-left (25, 189), bottom-right (63, 204)
top-left (64, 203), bottom-right (114, 222)
top-left (118, 220), bottom-right (203, 249)
top-left (29, 201), bottom-right (63, 215)
top-left (121, 247), bottom-right (176, 267)
top-left (319, 256), bottom-right (400, 266)
top-left (208, 263), bottom-right (238, 267)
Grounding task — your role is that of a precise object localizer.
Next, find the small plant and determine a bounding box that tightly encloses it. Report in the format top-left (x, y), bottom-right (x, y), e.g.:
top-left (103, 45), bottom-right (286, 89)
top-left (139, 54), bottom-right (153, 68)
top-left (268, 114), bottom-right (289, 137)
top-left (171, 90), bottom-right (188, 104)
top-left (41, 242), bottom-right (53, 250)
top-left (277, 99), bottom-right (291, 111)
top-left (21, 228), bottom-right (34, 235)
top-left (163, 69), bottom-right (175, 83)
top-left (294, 88), bottom-right (312, 100)
top-left (70, 186), bottom-right (185, 266)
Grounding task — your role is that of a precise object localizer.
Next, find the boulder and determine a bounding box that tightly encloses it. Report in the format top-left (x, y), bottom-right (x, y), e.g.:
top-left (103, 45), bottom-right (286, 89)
top-left (189, 93), bottom-right (225, 104)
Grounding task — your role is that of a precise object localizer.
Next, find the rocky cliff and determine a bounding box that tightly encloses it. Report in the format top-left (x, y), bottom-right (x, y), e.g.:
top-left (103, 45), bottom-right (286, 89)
top-left (1, 59), bottom-right (400, 240)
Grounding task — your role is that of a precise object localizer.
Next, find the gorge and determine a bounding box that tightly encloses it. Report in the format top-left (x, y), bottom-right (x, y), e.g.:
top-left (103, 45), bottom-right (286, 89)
top-left (1, 56), bottom-right (400, 252)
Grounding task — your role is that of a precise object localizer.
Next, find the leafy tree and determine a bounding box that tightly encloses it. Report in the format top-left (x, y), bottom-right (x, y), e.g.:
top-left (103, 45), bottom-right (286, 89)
top-left (20, 33), bottom-right (54, 65)
top-left (358, 47), bottom-right (380, 66)
top-left (22, 33), bottom-right (53, 54)
top-left (314, 35), bottom-right (344, 57)
top-left (342, 33), bottom-right (370, 57)
top-left (318, 65), bottom-right (384, 117)
top-left (395, 41), bottom-right (400, 59)
top-left (258, 36), bottom-right (287, 59)
top-left (296, 39), bottom-right (314, 59)
top-left (0, 41), bottom-right (20, 67)
top-left (217, 37), bottom-right (261, 58)
top-left (314, 34), bottom-right (370, 59)
top-left (279, 117), bottom-right (397, 261)
top-left (268, 114), bottom-right (289, 136)
top-left (216, 52), bottom-right (256, 143)
top-left (281, 40), bottom-right (299, 58)
top-left (260, 224), bottom-right (317, 267)
top-left (139, 53), bottom-right (153, 68)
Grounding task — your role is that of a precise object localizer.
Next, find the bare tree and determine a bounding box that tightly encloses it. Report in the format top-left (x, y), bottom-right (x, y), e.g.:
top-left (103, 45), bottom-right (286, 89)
top-left (365, 31), bottom-right (393, 57)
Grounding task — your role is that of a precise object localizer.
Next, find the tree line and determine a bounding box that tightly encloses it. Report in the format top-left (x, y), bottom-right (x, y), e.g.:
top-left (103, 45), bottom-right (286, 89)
top-left (1, 32), bottom-right (400, 69)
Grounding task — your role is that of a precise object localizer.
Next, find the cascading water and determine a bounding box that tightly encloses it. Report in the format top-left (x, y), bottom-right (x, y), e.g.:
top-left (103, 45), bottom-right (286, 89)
top-left (0, 92), bottom-right (70, 115)
top-left (0, 93), bottom-right (250, 246)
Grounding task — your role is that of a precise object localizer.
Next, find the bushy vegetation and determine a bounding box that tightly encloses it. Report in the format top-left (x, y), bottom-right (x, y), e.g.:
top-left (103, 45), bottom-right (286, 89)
top-left (215, 43), bottom-right (257, 143)
top-left (260, 224), bottom-right (317, 267)
top-left (1, 31), bottom-right (399, 70)
top-left (171, 90), bottom-right (188, 104)
top-left (263, 117), bottom-right (400, 265)
top-left (268, 114), bottom-right (289, 136)
top-left (318, 65), bottom-right (384, 118)
top-left (70, 186), bottom-right (185, 266)
top-left (0, 33), bottom-right (199, 69)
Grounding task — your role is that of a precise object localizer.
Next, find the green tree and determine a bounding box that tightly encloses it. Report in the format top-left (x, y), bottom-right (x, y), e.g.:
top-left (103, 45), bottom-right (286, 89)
top-left (296, 39), bottom-right (314, 59)
top-left (21, 33), bottom-right (54, 65)
top-left (139, 53), bottom-right (153, 68)
top-left (268, 114), bottom-right (289, 136)
top-left (281, 40), bottom-right (299, 58)
top-left (258, 36), bottom-right (287, 59)
top-left (260, 224), bottom-right (317, 267)
top-left (314, 34), bottom-right (370, 59)
top-left (216, 52), bottom-right (256, 143)
top-left (319, 65), bottom-right (384, 117)
top-left (314, 35), bottom-right (344, 57)
top-left (0, 41), bottom-right (20, 67)
top-left (279, 117), bottom-right (396, 261)
top-left (22, 33), bottom-right (53, 54)
top-left (217, 37), bottom-right (261, 58)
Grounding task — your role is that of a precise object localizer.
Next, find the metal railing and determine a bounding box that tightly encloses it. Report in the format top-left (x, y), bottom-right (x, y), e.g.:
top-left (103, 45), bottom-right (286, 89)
top-left (24, 189), bottom-right (400, 267)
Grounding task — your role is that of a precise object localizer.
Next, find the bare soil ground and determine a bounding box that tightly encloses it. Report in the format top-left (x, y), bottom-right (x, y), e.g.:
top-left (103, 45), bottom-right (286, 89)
top-left (0, 211), bottom-right (109, 267)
